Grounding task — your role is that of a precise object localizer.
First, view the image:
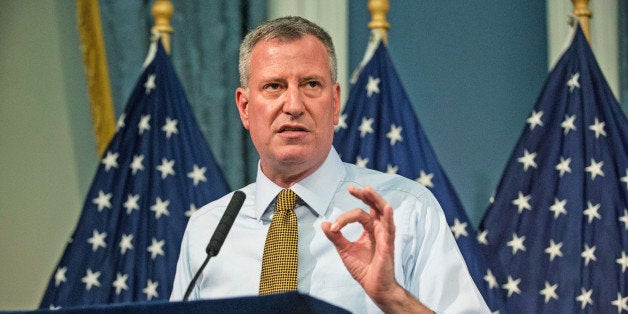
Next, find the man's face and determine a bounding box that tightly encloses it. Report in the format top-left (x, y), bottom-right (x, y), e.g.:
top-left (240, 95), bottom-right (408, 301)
top-left (235, 35), bottom-right (340, 183)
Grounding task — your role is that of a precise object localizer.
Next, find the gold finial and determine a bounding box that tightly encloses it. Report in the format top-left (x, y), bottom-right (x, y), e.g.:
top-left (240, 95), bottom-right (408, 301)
top-left (367, 0), bottom-right (390, 45)
top-left (571, 0), bottom-right (592, 43)
top-left (151, 0), bottom-right (174, 54)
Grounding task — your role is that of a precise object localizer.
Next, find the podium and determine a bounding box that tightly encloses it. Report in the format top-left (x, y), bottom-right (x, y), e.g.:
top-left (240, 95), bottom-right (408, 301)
top-left (7, 292), bottom-right (350, 314)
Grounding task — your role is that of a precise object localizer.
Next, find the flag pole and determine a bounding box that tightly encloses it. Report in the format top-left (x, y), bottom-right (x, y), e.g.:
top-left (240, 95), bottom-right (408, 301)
top-left (367, 0), bottom-right (390, 45)
top-left (571, 0), bottom-right (592, 43)
top-left (151, 0), bottom-right (174, 54)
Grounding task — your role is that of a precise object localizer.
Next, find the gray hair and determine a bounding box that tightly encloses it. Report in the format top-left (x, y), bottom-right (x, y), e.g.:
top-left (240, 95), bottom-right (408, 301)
top-left (238, 16), bottom-right (337, 87)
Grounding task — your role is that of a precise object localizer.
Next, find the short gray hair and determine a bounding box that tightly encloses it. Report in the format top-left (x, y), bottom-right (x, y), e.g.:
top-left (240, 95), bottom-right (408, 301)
top-left (238, 16), bottom-right (337, 87)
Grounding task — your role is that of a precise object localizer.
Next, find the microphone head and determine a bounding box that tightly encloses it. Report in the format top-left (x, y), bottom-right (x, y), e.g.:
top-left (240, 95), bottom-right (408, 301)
top-left (205, 191), bottom-right (246, 256)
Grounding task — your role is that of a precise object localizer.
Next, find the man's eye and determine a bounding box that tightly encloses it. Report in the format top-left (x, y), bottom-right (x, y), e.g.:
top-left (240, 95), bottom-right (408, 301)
top-left (264, 83), bottom-right (280, 90)
top-left (306, 81), bottom-right (320, 88)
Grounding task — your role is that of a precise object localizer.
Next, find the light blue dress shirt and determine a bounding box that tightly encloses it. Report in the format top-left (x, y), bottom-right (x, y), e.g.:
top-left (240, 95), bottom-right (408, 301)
top-left (171, 148), bottom-right (490, 313)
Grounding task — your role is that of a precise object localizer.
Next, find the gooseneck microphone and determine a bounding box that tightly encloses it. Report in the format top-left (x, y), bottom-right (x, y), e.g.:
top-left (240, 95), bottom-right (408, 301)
top-left (183, 190), bottom-right (246, 301)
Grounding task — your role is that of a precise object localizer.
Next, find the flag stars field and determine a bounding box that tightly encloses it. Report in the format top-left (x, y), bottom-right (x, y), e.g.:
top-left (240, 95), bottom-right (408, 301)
top-left (40, 41), bottom-right (230, 307)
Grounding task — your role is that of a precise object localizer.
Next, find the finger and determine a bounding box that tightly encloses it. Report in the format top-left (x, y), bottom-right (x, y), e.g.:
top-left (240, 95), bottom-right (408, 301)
top-left (349, 186), bottom-right (389, 216)
top-left (321, 221), bottom-right (351, 248)
top-left (329, 208), bottom-right (374, 233)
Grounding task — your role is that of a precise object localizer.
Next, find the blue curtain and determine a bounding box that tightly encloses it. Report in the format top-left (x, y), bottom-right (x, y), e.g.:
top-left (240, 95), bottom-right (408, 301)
top-left (620, 0), bottom-right (627, 112)
top-left (99, 0), bottom-right (265, 189)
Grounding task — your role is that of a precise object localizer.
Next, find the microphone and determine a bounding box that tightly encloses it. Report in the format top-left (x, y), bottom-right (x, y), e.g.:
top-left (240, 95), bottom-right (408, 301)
top-left (183, 190), bottom-right (246, 301)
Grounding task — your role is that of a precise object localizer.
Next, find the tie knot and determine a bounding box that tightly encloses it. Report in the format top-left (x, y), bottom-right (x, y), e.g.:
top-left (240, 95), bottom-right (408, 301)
top-left (275, 189), bottom-right (298, 213)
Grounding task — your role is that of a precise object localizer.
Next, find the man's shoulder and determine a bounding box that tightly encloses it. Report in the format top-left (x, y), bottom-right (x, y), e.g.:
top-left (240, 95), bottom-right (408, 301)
top-left (340, 162), bottom-right (432, 199)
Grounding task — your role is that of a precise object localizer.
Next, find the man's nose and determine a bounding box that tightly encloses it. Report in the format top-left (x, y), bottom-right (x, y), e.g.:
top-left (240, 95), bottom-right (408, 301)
top-left (282, 85), bottom-right (305, 118)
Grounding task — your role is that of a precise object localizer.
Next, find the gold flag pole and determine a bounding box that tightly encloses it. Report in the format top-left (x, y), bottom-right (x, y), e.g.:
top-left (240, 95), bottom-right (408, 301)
top-left (76, 0), bottom-right (116, 157)
top-left (151, 0), bottom-right (174, 54)
top-left (367, 0), bottom-right (390, 45)
top-left (571, 0), bottom-right (592, 43)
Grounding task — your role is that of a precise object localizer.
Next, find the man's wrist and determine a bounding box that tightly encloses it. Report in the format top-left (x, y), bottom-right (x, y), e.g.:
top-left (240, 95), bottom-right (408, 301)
top-left (372, 284), bottom-right (433, 314)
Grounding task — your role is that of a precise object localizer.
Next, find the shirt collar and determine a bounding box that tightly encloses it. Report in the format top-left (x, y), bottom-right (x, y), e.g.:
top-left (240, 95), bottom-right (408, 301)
top-left (253, 147), bottom-right (345, 220)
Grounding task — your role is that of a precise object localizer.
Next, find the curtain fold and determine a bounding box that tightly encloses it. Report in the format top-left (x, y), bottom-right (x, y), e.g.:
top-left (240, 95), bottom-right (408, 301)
top-left (98, 0), bottom-right (265, 189)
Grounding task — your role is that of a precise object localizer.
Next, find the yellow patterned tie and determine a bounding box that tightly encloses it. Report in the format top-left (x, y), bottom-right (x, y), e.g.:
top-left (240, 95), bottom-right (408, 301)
top-left (259, 189), bottom-right (299, 295)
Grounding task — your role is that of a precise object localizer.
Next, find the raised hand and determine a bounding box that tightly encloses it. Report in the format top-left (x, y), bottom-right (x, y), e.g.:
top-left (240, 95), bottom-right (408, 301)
top-left (321, 186), bottom-right (432, 313)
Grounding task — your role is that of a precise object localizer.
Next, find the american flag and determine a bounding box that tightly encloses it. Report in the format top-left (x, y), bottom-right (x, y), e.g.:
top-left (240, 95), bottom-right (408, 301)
top-left (479, 24), bottom-right (628, 312)
top-left (39, 39), bottom-right (230, 308)
top-left (333, 33), bottom-right (506, 312)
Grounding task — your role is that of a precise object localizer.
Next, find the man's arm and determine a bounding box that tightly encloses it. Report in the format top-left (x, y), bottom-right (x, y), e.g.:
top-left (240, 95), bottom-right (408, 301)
top-left (321, 185), bottom-right (433, 313)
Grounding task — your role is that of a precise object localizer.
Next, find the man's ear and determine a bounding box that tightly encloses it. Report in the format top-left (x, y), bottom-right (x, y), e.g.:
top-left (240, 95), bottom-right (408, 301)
top-left (235, 87), bottom-right (250, 130)
top-left (332, 83), bottom-right (341, 125)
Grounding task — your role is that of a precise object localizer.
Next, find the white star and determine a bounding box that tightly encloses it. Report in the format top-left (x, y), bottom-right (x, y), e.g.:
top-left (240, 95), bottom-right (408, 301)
top-left (502, 275), bottom-right (522, 297)
top-left (100, 151), bottom-right (119, 171)
top-left (561, 114), bottom-right (577, 135)
top-left (611, 292), bottom-right (628, 313)
top-left (138, 114), bottom-right (151, 135)
top-left (575, 288), bottom-right (593, 310)
top-left (507, 233), bottom-right (526, 255)
top-left (616, 251), bottom-right (628, 273)
top-left (185, 204), bottom-right (198, 218)
top-left (119, 233), bottom-right (134, 255)
top-left (147, 238), bottom-right (165, 260)
top-left (450, 218), bottom-right (469, 239)
top-left (484, 269), bottom-right (498, 289)
top-left (526, 110), bottom-right (544, 130)
top-left (539, 281), bottom-right (559, 304)
top-left (386, 164), bottom-right (398, 174)
top-left (144, 74), bottom-right (156, 94)
top-left (116, 113), bottom-right (126, 131)
top-left (187, 164), bottom-right (207, 186)
top-left (549, 198), bottom-right (567, 219)
top-left (620, 209), bottom-right (628, 231)
top-left (130, 154), bottom-right (145, 175)
top-left (517, 149), bottom-right (537, 171)
top-left (150, 197), bottom-right (170, 219)
top-left (588, 117), bottom-right (607, 139)
top-left (54, 267), bottom-right (67, 287)
top-left (583, 201), bottom-right (601, 223)
top-left (555, 156), bottom-right (572, 177)
top-left (416, 170), bottom-right (435, 188)
top-left (112, 273), bottom-right (129, 295)
top-left (581, 244), bottom-right (597, 266)
top-left (123, 194), bottom-right (140, 215)
top-left (156, 158), bottom-right (176, 179)
top-left (355, 156), bottom-right (369, 168)
top-left (366, 75), bottom-right (380, 97)
top-left (620, 169), bottom-right (628, 190)
top-left (585, 158), bottom-right (604, 180)
top-left (477, 229), bottom-right (488, 245)
top-left (49, 305), bottom-right (61, 310)
top-left (92, 190), bottom-right (112, 212)
top-left (512, 191), bottom-right (532, 213)
top-left (143, 279), bottom-right (159, 301)
top-left (386, 124), bottom-right (403, 146)
top-left (544, 239), bottom-right (563, 261)
top-left (567, 72), bottom-right (580, 92)
top-left (358, 117), bottom-right (375, 137)
top-left (81, 269), bottom-right (101, 291)
top-left (87, 229), bottom-right (107, 252)
top-left (334, 113), bottom-right (347, 131)
top-left (161, 117), bottom-right (178, 139)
